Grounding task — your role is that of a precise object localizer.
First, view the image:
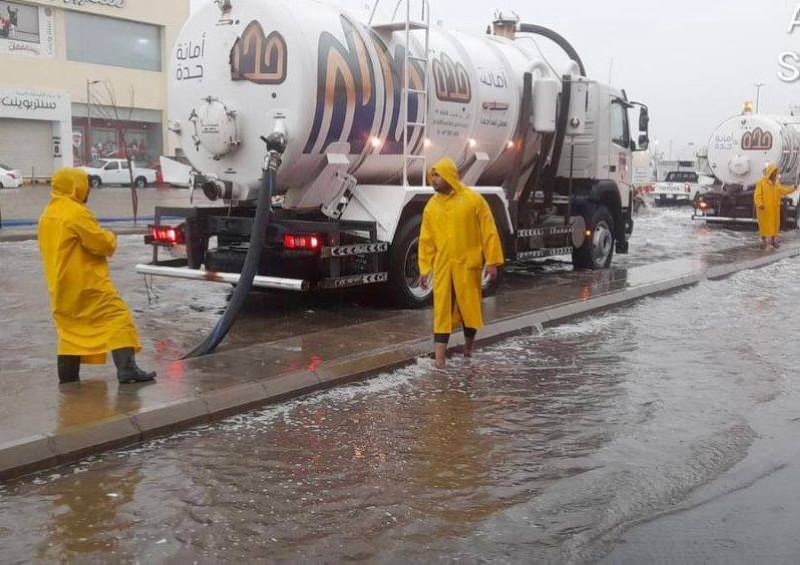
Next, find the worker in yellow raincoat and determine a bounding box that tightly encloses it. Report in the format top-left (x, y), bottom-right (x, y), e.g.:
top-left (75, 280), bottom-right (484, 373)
top-left (755, 163), bottom-right (797, 249)
top-left (39, 168), bottom-right (156, 385)
top-left (418, 158), bottom-right (505, 369)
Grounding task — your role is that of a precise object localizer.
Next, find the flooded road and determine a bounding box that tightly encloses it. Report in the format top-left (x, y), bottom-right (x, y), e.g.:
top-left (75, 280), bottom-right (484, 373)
top-left (0, 216), bottom-right (796, 562)
top-left (0, 205), bottom-right (756, 379)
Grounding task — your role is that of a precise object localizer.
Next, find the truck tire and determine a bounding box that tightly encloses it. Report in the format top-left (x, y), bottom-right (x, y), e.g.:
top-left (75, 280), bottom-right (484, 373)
top-left (572, 206), bottom-right (615, 270)
top-left (90, 176), bottom-right (102, 189)
top-left (134, 176), bottom-right (148, 188)
top-left (389, 215), bottom-right (433, 308)
top-left (389, 214), bottom-right (503, 308)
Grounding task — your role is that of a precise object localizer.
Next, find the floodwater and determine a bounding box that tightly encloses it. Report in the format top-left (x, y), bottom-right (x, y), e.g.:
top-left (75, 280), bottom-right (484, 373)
top-left (1, 209), bottom-right (796, 563)
top-left (0, 205), bottom-right (756, 379)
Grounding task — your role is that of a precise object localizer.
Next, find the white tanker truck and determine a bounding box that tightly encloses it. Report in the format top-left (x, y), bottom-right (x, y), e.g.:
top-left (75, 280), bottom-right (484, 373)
top-left (137, 0), bottom-right (650, 312)
top-left (695, 112), bottom-right (800, 227)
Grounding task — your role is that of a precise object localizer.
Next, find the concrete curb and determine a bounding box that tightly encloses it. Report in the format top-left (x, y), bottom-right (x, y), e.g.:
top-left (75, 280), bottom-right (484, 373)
top-left (2, 245), bottom-right (799, 481)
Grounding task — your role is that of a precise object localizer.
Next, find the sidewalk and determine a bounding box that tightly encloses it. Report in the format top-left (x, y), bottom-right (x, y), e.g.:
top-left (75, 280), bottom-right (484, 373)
top-left (1, 239), bottom-right (799, 479)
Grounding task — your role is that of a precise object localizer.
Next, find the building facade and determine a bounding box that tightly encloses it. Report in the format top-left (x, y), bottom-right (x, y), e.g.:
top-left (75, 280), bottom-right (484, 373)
top-left (0, 0), bottom-right (189, 180)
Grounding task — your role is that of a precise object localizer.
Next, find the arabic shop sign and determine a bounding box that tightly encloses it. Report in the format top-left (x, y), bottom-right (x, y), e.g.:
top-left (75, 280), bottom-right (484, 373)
top-left (0, 89), bottom-right (69, 121)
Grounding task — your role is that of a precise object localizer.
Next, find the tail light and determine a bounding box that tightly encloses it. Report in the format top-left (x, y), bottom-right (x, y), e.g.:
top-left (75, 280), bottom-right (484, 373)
top-left (283, 233), bottom-right (322, 252)
top-left (697, 200), bottom-right (709, 210)
top-left (685, 183), bottom-right (691, 193)
top-left (8, 172), bottom-right (18, 180)
top-left (149, 224), bottom-right (185, 245)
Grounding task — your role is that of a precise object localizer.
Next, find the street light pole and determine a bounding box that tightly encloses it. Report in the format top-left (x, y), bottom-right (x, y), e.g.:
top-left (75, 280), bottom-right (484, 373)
top-left (86, 80), bottom-right (101, 165)
top-left (754, 82), bottom-right (765, 114)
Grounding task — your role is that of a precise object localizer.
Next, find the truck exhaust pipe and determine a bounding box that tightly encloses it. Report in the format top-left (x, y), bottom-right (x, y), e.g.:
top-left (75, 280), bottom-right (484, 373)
top-left (184, 131), bottom-right (288, 358)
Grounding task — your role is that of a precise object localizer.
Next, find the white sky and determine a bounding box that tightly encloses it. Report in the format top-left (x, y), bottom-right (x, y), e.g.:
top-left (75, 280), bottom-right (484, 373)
top-left (191, 0), bottom-right (800, 161)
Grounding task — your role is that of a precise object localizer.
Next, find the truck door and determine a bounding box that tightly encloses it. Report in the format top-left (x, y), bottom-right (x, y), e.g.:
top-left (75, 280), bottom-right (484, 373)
top-left (608, 98), bottom-right (633, 206)
top-left (104, 161), bottom-right (124, 184)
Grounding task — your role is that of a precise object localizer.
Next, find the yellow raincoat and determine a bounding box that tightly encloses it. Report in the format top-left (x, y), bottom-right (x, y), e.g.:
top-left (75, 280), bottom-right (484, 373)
top-left (418, 158), bottom-right (505, 334)
top-left (38, 169), bottom-right (141, 364)
top-left (755, 163), bottom-right (796, 238)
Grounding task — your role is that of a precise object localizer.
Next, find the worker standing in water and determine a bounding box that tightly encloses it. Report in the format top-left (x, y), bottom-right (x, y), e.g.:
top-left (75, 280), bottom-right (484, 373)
top-left (39, 168), bottom-right (156, 385)
top-left (418, 158), bottom-right (505, 369)
top-left (755, 163), bottom-right (798, 249)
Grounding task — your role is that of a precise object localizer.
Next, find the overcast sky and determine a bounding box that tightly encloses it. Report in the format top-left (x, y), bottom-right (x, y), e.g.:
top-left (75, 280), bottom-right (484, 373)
top-left (191, 0), bottom-right (800, 160)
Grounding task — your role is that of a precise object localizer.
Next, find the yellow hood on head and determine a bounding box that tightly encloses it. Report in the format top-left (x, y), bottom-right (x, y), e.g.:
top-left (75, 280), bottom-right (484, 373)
top-left (51, 168), bottom-right (89, 203)
top-left (764, 162), bottom-right (780, 181)
top-left (428, 158), bottom-right (464, 193)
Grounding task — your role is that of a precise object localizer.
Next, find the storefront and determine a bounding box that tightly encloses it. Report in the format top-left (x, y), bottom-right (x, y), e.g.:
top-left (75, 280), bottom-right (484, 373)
top-left (0, 87), bottom-right (71, 179)
top-left (0, 0), bottom-right (189, 180)
top-left (71, 115), bottom-right (163, 168)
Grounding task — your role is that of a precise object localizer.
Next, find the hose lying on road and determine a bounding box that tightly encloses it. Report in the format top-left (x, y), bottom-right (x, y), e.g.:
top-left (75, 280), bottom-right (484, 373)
top-left (184, 133), bottom-right (287, 359)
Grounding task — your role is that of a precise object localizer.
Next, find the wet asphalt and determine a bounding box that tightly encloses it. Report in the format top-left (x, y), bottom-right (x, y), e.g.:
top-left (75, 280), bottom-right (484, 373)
top-left (3, 200), bottom-right (797, 563)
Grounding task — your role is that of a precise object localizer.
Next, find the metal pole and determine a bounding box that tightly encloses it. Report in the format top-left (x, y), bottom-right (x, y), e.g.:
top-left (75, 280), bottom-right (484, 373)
top-left (755, 82), bottom-right (765, 114)
top-left (566, 141), bottom-right (575, 226)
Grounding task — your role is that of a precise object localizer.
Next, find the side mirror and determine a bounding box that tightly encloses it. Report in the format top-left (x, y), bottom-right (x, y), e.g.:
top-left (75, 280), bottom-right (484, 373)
top-left (639, 107), bottom-right (650, 133)
top-left (638, 134), bottom-right (650, 151)
top-left (629, 139), bottom-right (637, 151)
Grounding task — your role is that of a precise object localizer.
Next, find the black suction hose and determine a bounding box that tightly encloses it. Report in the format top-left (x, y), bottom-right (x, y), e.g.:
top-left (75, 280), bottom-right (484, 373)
top-left (518, 23), bottom-right (586, 77)
top-left (542, 75), bottom-right (572, 210)
top-left (184, 132), bottom-right (288, 359)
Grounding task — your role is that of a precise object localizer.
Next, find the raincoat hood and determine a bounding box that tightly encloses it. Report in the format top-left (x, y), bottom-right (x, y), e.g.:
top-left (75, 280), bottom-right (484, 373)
top-left (764, 163), bottom-right (780, 182)
top-left (51, 168), bottom-right (89, 204)
top-left (429, 158), bottom-right (464, 194)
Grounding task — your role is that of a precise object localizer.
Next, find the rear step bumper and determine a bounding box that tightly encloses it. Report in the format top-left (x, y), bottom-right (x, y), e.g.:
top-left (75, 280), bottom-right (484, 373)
top-left (135, 264), bottom-right (309, 292)
top-left (692, 215), bottom-right (757, 224)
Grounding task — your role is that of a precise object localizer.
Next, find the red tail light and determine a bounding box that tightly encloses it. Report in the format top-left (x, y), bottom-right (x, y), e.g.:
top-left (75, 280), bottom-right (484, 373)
top-left (283, 233), bottom-right (322, 252)
top-left (150, 225), bottom-right (185, 245)
top-left (8, 172), bottom-right (18, 180)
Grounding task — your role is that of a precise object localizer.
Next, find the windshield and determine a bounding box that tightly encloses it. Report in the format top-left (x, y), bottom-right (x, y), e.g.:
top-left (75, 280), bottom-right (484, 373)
top-left (88, 159), bottom-right (109, 169)
top-left (0, 163), bottom-right (11, 170)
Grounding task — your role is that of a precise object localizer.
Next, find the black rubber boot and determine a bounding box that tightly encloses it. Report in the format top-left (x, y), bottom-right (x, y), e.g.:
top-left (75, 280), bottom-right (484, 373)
top-left (112, 348), bottom-right (157, 384)
top-left (57, 355), bottom-right (81, 384)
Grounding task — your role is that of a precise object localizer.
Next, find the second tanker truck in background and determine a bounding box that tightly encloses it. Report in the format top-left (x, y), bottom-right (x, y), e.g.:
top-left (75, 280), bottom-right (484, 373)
top-left (696, 110), bottom-right (800, 228)
top-left (138, 0), bottom-right (650, 308)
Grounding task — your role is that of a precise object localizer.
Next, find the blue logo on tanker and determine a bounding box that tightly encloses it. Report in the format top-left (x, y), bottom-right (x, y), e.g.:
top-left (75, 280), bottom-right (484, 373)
top-left (303, 15), bottom-right (430, 156)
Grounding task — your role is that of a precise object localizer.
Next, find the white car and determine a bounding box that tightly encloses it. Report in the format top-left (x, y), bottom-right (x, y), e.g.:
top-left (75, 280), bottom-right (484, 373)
top-left (652, 171), bottom-right (714, 206)
top-left (80, 158), bottom-right (158, 188)
top-left (0, 162), bottom-right (22, 189)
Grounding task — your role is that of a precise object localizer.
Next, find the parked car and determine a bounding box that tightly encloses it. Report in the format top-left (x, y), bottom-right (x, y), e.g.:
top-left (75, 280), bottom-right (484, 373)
top-left (0, 162), bottom-right (22, 189)
top-left (80, 158), bottom-right (158, 188)
top-left (652, 171), bottom-right (713, 206)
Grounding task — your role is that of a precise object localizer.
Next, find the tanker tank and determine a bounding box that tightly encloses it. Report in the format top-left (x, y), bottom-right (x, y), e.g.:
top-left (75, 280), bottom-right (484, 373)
top-left (169, 0), bottom-right (567, 208)
top-left (707, 113), bottom-right (800, 188)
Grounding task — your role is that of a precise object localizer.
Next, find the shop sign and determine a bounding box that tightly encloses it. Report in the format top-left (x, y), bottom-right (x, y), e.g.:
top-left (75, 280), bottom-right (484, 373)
top-left (0, 0), bottom-right (55, 58)
top-left (0, 88), bottom-right (70, 121)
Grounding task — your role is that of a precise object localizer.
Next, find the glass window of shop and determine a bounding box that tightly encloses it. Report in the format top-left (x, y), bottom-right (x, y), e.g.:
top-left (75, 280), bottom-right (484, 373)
top-left (66, 12), bottom-right (161, 72)
top-left (72, 118), bottom-right (163, 168)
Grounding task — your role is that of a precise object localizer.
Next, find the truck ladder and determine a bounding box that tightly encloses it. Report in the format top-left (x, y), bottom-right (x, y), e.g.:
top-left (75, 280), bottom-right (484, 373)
top-left (370, 0), bottom-right (431, 187)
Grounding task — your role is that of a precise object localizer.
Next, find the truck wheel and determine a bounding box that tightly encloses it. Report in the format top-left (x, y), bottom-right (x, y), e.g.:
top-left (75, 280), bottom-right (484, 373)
top-left (572, 206), bottom-right (615, 270)
top-left (90, 176), bottom-right (102, 188)
top-left (389, 215), bottom-right (433, 308)
top-left (134, 176), bottom-right (147, 188)
top-left (794, 201), bottom-right (800, 230)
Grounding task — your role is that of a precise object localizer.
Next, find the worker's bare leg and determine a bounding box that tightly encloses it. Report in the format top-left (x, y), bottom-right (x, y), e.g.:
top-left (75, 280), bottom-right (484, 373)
top-left (434, 334), bottom-right (449, 369)
top-left (463, 327), bottom-right (477, 358)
